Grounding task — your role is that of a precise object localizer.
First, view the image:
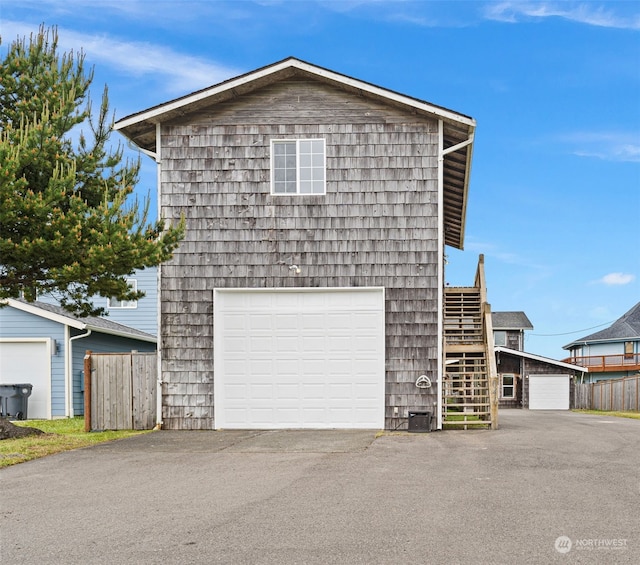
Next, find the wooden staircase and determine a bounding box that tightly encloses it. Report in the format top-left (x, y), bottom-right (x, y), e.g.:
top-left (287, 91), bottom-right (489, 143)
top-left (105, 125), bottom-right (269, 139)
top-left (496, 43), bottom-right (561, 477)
top-left (443, 255), bottom-right (498, 429)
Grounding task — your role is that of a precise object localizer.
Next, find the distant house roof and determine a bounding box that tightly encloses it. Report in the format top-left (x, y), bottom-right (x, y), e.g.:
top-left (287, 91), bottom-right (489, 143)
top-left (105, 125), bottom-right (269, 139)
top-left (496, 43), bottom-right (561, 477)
top-left (114, 56), bottom-right (476, 251)
top-left (495, 346), bottom-right (588, 373)
top-left (563, 301), bottom-right (640, 349)
top-left (492, 312), bottom-right (534, 331)
top-left (5, 299), bottom-right (157, 343)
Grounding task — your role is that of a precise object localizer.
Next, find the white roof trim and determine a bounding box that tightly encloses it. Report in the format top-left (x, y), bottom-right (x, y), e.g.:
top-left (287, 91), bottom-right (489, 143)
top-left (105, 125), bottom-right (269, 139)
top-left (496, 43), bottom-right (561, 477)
top-left (4, 299), bottom-right (156, 343)
top-left (114, 58), bottom-right (476, 131)
top-left (563, 336), bottom-right (639, 350)
top-left (495, 346), bottom-right (588, 372)
top-left (5, 298), bottom-right (86, 329)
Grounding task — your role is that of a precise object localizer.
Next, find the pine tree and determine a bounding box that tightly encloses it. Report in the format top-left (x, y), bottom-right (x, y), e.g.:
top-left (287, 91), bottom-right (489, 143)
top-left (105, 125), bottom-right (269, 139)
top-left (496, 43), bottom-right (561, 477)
top-left (0, 25), bottom-right (183, 316)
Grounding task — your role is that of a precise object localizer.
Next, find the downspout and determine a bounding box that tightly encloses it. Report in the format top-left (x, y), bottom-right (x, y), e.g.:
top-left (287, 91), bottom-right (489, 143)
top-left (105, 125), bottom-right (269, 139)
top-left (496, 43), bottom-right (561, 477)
top-left (436, 120), bottom-right (444, 431)
top-left (154, 122), bottom-right (163, 430)
top-left (68, 328), bottom-right (92, 418)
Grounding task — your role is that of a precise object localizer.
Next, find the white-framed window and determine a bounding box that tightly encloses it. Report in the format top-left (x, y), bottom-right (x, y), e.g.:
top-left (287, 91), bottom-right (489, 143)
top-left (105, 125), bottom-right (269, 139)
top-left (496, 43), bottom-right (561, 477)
top-left (108, 279), bottom-right (137, 309)
top-left (271, 138), bottom-right (326, 195)
top-left (501, 374), bottom-right (515, 399)
top-left (494, 331), bottom-right (506, 346)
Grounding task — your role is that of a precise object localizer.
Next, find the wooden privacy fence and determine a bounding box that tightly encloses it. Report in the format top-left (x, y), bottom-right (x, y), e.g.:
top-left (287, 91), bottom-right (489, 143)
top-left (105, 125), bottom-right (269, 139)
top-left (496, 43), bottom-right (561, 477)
top-left (84, 351), bottom-right (157, 431)
top-left (573, 374), bottom-right (640, 411)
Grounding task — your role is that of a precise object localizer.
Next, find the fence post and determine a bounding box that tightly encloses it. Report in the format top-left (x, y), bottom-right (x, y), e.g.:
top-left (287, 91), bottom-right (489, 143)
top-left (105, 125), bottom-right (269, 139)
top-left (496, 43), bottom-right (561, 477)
top-left (610, 379), bottom-right (613, 411)
top-left (84, 351), bottom-right (92, 432)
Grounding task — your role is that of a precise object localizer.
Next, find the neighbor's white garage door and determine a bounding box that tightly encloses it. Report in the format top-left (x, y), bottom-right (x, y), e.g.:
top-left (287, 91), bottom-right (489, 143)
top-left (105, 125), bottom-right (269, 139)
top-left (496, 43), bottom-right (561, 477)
top-left (0, 340), bottom-right (51, 419)
top-left (214, 288), bottom-right (385, 429)
top-left (529, 374), bottom-right (570, 410)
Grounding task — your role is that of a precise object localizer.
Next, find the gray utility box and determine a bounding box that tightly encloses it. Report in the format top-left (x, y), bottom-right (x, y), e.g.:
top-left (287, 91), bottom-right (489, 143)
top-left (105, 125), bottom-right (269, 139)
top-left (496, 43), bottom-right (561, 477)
top-left (408, 410), bottom-right (432, 433)
top-left (0, 384), bottom-right (33, 420)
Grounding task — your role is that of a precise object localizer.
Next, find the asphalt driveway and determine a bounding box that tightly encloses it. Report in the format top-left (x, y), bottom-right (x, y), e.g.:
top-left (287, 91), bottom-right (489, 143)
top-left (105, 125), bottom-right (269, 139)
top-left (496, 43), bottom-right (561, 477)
top-left (1, 410), bottom-right (639, 564)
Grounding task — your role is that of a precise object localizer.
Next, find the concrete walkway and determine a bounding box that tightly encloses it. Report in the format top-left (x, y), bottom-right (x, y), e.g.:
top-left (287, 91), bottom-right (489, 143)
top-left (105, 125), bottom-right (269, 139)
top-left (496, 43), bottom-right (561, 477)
top-left (1, 410), bottom-right (639, 564)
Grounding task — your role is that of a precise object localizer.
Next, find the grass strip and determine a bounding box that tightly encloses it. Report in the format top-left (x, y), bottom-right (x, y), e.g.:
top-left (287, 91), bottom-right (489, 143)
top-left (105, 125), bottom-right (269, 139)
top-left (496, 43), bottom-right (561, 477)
top-left (0, 418), bottom-right (149, 468)
top-left (572, 409), bottom-right (640, 420)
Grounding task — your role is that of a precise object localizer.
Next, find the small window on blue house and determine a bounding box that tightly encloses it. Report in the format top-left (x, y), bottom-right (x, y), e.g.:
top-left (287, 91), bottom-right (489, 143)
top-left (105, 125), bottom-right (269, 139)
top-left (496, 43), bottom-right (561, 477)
top-left (624, 341), bottom-right (634, 359)
top-left (271, 139), bottom-right (325, 195)
top-left (108, 279), bottom-right (137, 309)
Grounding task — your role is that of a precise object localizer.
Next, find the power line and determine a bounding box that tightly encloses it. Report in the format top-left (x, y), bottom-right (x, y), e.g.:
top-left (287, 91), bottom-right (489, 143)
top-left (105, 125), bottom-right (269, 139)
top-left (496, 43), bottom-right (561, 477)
top-left (529, 320), bottom-right (615, 337)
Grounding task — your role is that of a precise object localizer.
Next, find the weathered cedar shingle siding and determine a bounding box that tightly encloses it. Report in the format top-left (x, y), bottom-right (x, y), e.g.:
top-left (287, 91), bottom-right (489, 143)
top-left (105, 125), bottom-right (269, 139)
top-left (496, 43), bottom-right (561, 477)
top-left (159, 78), bottom-right (441, 429)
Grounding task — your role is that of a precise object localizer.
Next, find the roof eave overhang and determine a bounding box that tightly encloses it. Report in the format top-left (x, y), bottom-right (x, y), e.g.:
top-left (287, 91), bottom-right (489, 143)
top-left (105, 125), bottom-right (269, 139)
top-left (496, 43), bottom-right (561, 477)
top-left (114, 57), bottom-right (475, 149)
top-left (4, 299), bottom-right (86, 329)
top-left (495, 346), bottom-right (589, 372)
top-left (84, 324), bottom-right (157, 343)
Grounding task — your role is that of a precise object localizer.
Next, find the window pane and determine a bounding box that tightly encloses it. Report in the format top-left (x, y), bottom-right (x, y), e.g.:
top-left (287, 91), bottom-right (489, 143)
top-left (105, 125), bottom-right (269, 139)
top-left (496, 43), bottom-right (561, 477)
top-left (312, 153), bottom-right (324, 167)
top-left (311, 180), bottom-right (324, 194)
top-left (300, 168), bottom-right (312, 181)
top-left (299, 181), bottom-right (313, 194)
top-left (300, 154), bottom-right (312, 167)
top-left (299, 140), bottom-right (312, 153)
top-left (311, 139), bottom-right (324, 153)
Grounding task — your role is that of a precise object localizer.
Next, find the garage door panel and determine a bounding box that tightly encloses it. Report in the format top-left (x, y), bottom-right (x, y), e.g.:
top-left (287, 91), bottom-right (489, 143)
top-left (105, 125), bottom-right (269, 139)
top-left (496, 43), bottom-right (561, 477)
top-left (273, 335), bottom-right (299, 352)
top-left (0, 341), bottom-right (51, 419)
top-left (300, 313), bottom-right (326, 330)
top-left (301, 383), bottom-right (324, 398)
top-left (214, 289), bottom-right (385, 429)
top-left (529, 375), bottom-right (569, 410)
top-left (249, 314), bottom-right (272, 331)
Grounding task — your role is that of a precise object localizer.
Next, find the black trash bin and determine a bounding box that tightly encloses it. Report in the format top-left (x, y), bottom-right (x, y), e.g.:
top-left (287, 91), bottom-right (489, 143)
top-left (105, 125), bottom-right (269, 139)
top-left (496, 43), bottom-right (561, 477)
top-left (408, 410), bottom-right (432, 433)
top-left (0, 384), bottom-right (33, 420)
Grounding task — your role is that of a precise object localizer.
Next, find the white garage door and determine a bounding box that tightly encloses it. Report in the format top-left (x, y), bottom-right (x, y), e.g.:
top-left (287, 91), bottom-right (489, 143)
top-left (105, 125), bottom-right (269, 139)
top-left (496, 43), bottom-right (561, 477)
top-left (214, 288), bottom-right (385, 429)
top-left (529, 375), bottom-right (570, 410)
top-left (0, 340), bottom-right (51, 419)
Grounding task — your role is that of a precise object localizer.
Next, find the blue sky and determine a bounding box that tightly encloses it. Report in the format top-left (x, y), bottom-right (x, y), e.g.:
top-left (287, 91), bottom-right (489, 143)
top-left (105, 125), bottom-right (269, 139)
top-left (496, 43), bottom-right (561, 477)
top-left (2, 0), bottom-right (639, 359)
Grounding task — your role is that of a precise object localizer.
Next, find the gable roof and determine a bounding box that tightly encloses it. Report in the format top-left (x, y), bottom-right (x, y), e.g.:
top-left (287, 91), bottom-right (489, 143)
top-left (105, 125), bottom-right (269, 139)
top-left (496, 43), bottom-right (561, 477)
top-left (5, 299), bottom-right (156, 343)
top-left (114, 57), bottom-right (476, 250)
top-left (492, 311), bottom-right (533, 331)
top-left (563, 301), bottom-right (640, 349)
top-left (495, 346), bottom-right (588, 373)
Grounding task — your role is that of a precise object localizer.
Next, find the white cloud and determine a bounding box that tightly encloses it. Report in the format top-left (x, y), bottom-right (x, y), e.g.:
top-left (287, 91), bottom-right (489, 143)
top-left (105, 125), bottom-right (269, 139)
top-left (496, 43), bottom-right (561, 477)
top-left (598, 273), bottom-right (636, 286)
top-left (557, 131), bottom-right (640, 163)
top-left (484, 2), bottom-right (640, 30)
top-left (2, 20), bottom-right (241, 95)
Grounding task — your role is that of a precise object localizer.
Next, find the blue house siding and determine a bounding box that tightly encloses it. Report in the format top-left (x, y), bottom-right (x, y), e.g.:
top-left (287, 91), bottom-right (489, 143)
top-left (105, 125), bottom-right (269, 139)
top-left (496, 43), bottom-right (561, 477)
top-left (2, 301), bottom-right (157, 418)
top-left (101, 267), bottom-right (158, 335)
top-left (70, 330), bottom-right (156, 415)
top-left (0, 306), bottom-right (67, 417)
top-left (38, 267), bottom-right (158, 336)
